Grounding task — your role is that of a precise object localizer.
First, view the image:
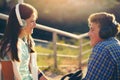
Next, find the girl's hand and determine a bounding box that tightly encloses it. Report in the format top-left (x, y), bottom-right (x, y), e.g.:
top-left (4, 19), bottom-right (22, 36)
top-left (39, 75), bottom-right (48, 80)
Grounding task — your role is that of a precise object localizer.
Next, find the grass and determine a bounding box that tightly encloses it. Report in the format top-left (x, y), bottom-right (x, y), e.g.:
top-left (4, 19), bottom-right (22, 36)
top-left (35, 38), bottom-right (91, 73)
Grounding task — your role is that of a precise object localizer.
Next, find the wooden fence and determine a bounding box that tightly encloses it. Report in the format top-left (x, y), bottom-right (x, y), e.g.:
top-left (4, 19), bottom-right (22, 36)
top-left (0, 11), bottom-right (90, 69)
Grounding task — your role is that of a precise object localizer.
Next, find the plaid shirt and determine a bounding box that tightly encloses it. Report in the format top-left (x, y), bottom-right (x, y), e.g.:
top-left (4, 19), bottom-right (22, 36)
top-left (83, 37), bottom-right (120, 80)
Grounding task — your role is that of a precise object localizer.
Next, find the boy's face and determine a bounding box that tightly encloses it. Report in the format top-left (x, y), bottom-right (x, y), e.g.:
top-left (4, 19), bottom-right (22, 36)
top-left (88, 22), bottom-right (103, 47)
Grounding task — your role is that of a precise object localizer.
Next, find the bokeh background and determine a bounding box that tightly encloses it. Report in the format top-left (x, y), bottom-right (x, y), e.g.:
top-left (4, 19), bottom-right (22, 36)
top-left (0, 0), bottom-right (120, 79)
top-left (0, 0), bottom-right (120, 40)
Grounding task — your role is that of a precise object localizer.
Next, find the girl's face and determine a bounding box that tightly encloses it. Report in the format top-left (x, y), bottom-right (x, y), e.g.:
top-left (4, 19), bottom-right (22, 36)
top-left (88, 22), bottom-right (103, 47)
top-left (22, 13), bottom-right (37, 35)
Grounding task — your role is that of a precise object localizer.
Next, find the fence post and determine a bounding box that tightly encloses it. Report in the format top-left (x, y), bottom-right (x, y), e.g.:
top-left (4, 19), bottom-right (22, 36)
top-left (78, 38), bottom-right (82, 69)
top-left (53, 32), bottom-right (57, 69)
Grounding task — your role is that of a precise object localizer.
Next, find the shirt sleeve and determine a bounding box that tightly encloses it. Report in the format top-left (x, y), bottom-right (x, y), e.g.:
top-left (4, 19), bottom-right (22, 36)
top-left (12, 61), bottom-right (22, 80)
top-left (83, 46), bottom-right (115, 80)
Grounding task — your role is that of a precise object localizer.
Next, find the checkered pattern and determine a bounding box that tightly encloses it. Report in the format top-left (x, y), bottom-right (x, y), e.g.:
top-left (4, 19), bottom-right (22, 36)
top-left (83, 37), bottom-right (120, 80)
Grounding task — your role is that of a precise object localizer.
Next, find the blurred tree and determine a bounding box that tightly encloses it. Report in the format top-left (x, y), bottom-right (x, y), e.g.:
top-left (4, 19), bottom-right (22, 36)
top-left (0, 0), bottom-right (7, 12)
top-left (0, 0), bottom-right (120, 40)
top-left (24, 0), bottom-right (119, 33)
top-left (0, 0), bottom-right (17, 13)
top-left (116, 0), bottom-right (120, 2)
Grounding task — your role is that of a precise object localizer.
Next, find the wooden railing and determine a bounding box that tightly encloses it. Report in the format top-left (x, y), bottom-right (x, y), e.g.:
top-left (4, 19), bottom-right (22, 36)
top-left (0, 13), bottom-right (90, 69)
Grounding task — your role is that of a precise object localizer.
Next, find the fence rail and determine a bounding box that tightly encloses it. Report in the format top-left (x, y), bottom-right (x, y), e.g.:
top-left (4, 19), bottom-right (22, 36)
top-left (0, 13), bottom-right (90, 69)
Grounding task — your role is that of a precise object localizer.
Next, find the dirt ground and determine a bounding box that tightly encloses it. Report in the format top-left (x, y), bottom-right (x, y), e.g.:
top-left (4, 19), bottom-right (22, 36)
top-left (45, 66), bottom-right (87, 80)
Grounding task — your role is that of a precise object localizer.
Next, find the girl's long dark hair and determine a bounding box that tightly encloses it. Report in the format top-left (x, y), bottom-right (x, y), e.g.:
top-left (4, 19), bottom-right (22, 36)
top-left (0, 3), bottom-right (37, 61)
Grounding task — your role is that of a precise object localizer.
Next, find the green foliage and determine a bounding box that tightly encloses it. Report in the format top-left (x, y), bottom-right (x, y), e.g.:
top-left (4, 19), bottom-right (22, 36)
top-left (35, 38), bottom-right (91, 69)
top-left (35, 46), bottom-right (53, 54)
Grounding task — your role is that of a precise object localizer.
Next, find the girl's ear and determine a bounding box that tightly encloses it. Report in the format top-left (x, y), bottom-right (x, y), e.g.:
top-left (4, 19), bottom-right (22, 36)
top-left (15, 4), bottom-right (27, 28)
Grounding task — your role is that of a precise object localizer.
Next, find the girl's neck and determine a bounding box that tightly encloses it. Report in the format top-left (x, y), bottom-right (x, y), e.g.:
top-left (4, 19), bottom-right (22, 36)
top-left (19, 33), bottom-right (27, 40)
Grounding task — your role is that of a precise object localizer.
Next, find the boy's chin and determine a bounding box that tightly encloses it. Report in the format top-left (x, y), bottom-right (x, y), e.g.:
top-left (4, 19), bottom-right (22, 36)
top-left (31, 29), bottom-right (33, 34)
